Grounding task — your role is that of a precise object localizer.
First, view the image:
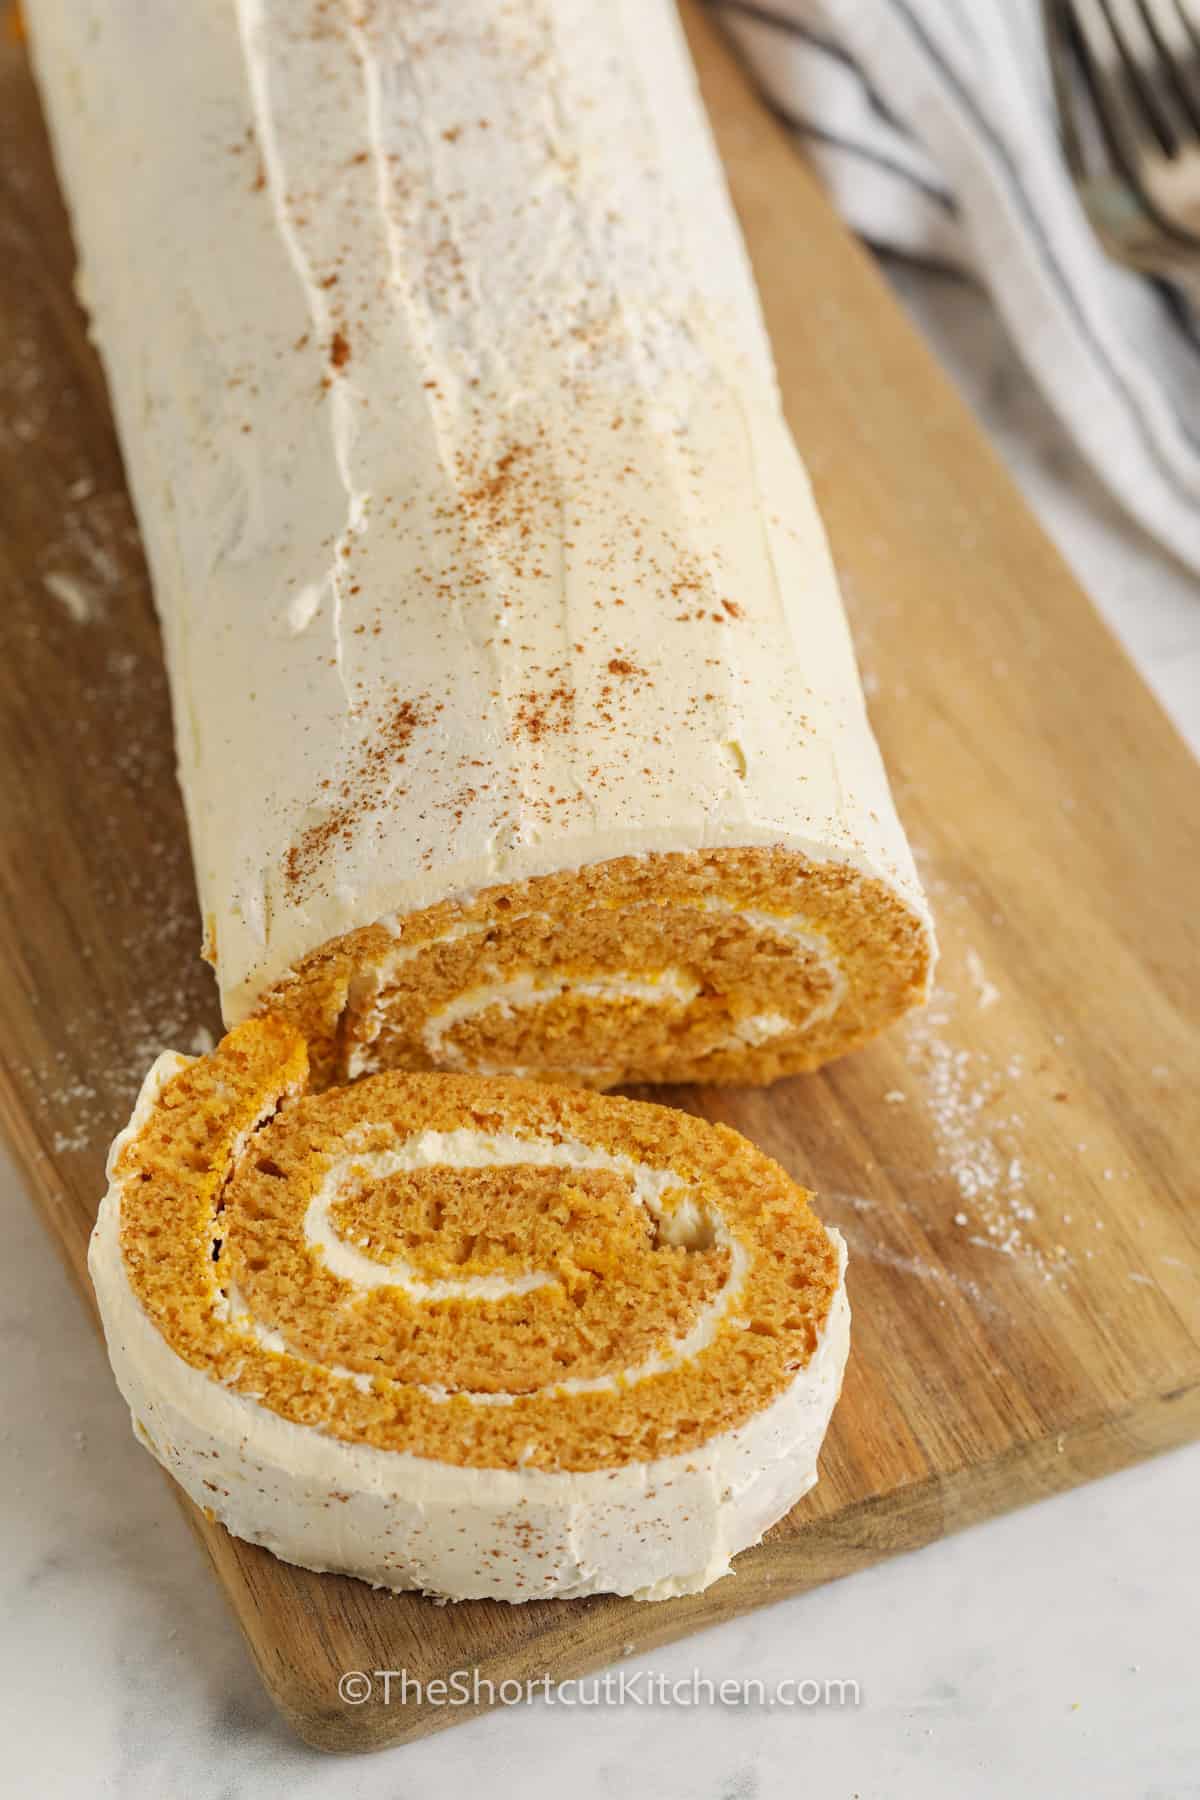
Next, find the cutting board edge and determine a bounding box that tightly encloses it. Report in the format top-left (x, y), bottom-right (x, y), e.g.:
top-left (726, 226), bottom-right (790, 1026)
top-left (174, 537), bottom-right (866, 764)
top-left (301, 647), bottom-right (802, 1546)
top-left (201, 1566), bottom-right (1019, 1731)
top-left (181, 1374), bottom-right (1200, 1753)
top-left (6, 1078), bottom-right (1195, 1755)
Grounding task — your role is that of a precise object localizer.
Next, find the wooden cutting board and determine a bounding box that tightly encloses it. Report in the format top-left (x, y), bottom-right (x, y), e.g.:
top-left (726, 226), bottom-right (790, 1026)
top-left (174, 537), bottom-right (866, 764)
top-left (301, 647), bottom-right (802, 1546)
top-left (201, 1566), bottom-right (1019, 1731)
top-left (1, 0), bottom-right (1197, 1755)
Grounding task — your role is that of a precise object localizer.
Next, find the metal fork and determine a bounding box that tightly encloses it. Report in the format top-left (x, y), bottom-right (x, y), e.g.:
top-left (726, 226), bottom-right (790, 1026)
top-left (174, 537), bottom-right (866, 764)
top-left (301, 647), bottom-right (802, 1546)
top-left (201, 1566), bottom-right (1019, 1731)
top-left (1046, 0), bottom-right (1200, 270)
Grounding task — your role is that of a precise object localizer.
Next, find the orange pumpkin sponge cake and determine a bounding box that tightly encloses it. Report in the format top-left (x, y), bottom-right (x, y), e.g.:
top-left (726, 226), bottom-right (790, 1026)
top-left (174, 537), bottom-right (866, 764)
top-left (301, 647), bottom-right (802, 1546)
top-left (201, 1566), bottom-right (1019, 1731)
top-left (267, 848), bottom-right (931, 1092)
top-left (90, 1021), bottom-right (850, 1602)
top-left (27, 0), bottom-right (934, 1091)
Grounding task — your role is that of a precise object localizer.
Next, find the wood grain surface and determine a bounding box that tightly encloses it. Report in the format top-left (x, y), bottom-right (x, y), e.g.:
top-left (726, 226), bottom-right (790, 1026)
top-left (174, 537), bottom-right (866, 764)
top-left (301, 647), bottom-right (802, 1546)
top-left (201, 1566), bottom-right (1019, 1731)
top-left (0, 0), bottom-right (1197, 1754)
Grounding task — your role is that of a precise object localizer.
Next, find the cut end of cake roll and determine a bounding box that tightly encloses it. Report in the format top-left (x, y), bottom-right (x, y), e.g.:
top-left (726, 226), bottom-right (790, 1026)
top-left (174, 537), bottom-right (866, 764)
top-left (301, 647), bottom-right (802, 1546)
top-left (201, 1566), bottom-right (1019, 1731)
top-left (90, 1018), bottom-right (850, 1603)
top-left (255, 846), bottom-right (934, 1091)
top-left (26, 0), bottom-right (935, 1096)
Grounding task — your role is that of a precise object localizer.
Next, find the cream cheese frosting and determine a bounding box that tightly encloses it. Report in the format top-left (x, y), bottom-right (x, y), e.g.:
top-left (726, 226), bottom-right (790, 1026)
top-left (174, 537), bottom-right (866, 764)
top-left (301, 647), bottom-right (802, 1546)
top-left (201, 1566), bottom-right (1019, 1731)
top-left (89, 1043), bottom-right (851, 1602)
top-left (26, 0), bottom-right (933, 1034)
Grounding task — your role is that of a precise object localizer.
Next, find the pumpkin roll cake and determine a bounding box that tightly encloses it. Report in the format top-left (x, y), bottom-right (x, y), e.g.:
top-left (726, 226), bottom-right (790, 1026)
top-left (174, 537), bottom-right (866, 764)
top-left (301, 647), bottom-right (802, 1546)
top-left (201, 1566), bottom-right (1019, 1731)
top-left (28, 0), bottom-right (934, 1090)
top-left (90, 1020), bottom-right (849, 1602)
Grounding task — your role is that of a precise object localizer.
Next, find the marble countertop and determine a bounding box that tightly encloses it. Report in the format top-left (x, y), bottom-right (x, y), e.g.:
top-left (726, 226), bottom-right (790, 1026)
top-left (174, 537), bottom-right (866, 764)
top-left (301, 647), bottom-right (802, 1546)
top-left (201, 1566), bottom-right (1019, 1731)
top-left (2, 264), bottom-right (1197, 1799)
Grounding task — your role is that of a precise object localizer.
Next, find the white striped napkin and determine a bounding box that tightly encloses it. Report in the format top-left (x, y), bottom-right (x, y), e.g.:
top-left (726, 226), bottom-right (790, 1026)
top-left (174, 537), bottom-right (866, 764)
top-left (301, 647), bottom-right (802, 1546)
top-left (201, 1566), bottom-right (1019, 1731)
top-left (713, 0), bottom-right (1200, 577)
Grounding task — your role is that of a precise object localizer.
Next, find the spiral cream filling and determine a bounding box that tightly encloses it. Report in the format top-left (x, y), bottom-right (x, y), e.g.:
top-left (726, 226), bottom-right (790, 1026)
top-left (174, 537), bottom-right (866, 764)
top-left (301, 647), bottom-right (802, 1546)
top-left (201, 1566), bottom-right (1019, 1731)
top-left (345, 898), bottom-right (848, 1082)
top-left (211, 1124), bottom-right (748, 1421)
top-left (90, 1019), bottom-right (848, 1600)
top-left (99, 1019), bottom-right (842, 1470)
top-left (254, 848), bottom-right (933, 1092)
top-left (297, 1131), bottom-right (745, 1383)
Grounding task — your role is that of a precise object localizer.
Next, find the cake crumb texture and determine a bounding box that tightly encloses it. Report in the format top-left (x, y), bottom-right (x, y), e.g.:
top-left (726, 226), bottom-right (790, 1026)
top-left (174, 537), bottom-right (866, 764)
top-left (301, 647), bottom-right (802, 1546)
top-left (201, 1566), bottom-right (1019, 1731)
top-left (258, 847), bottom-right (932, 1091)
top-left (115, 1018), bottom-right (841, 1473)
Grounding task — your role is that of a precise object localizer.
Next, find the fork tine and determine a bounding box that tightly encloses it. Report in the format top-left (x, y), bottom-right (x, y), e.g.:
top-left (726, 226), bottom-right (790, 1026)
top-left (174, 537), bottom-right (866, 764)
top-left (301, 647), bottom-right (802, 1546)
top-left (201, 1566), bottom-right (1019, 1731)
top-left (1173, 0), bottom-right (1200, 54)
top-left (1047, 0), bottom-right (1200, 257)
top-left (1104, 0), bottom-right (1193, 150)
top-left (1136, 0), bottom-right (1200, 130)
top-left (1069, 0), bottom-right (1171, 172)
top-left (1048, 0), bottom-right (1155, 259)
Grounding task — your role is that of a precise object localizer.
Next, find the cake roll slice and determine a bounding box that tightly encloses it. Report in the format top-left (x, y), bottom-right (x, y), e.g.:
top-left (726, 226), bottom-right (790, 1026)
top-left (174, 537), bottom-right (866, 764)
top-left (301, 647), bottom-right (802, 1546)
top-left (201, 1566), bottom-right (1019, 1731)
top-left (28, 0), bottom-right (934, 1088)
top-left (90, 1020), bottom-right (849, 1602)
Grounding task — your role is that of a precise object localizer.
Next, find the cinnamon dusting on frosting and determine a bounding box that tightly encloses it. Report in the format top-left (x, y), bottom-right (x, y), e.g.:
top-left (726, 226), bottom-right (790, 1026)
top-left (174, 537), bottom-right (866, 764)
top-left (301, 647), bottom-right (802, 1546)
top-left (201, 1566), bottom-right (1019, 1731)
top-left (283, 695), bottom-right (433, 897)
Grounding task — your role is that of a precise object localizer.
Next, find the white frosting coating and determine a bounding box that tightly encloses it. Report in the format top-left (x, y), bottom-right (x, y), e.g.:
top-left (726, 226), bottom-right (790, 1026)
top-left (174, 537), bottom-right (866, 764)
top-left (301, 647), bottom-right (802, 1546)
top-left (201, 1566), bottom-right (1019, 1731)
top-left (89, 1054), bottom-right (850, 1602)
top-left (27, 0), bottom-right (932, 1025)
